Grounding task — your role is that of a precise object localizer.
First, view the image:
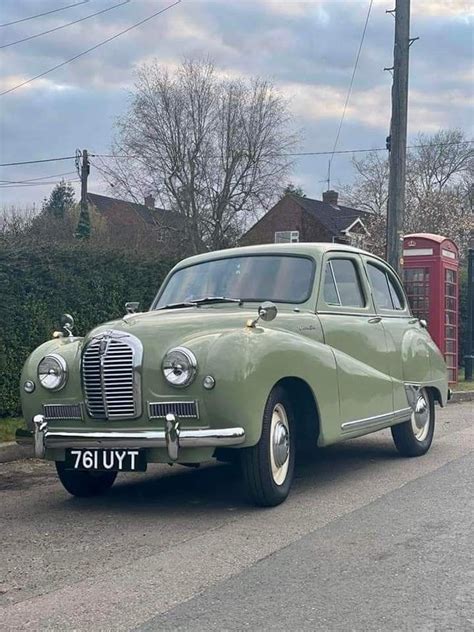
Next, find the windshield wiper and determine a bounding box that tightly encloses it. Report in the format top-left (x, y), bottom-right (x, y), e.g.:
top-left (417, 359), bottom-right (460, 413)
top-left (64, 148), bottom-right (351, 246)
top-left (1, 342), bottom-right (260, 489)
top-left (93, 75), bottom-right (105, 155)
top-left (157, 301), bottom-right (196, 310)
top-left (191, 296), bottom-right (243, 306)
top-left (158, 296), bottom-right (242, 310)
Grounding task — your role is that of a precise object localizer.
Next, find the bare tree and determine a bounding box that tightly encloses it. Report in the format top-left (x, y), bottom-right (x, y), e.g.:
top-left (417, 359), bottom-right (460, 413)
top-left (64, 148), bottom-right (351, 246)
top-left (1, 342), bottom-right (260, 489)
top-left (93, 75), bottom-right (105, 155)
top-left (340, 129), bottom-right (474, 257)
top-left (101, 59), bottom-right (297, 253)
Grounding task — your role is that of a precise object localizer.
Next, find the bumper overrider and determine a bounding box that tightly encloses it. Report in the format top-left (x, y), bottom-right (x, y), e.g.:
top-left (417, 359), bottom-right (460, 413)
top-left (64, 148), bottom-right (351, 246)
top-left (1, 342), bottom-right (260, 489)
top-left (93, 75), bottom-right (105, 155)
top-left (16, 414), bottom-right (246, 462)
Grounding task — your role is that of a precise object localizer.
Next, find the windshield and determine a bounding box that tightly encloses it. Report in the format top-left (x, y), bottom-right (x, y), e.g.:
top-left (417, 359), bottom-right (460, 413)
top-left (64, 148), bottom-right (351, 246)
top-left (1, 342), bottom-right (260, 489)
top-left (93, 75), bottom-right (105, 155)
top-left (154, 255), bottom-right (315, 308)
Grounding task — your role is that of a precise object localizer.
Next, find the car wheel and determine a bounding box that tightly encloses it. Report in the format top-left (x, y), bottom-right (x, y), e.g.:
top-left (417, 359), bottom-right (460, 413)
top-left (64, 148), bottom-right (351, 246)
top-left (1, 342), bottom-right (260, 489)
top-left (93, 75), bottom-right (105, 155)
top-left (55, 461), bottom-right (117, 497)
top-left (391, 387), bottom-right (435, 457)
top-left (241, 385), bottom-right (295, 507)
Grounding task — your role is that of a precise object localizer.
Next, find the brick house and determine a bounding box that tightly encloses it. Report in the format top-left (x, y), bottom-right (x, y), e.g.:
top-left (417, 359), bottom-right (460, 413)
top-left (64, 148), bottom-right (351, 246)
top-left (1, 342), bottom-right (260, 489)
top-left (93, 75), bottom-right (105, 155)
top-left (86, 192), bottom-right (187, 253)
top-left (242, 190), bottom-right (371, 248)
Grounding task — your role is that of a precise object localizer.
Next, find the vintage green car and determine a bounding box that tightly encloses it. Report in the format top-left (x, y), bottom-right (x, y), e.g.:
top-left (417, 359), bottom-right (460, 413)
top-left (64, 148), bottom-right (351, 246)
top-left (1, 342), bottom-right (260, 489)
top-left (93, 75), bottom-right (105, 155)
top-left (17, 243), bottom-right (448, 506)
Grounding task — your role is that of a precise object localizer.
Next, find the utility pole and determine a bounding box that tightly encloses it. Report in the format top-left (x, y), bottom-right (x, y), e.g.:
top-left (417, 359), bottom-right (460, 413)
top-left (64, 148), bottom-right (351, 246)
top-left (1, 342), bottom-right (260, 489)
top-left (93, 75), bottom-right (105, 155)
top-left (75, 148), bottom-right (90, 239)
top-left (465, 247), bottom-right (474, 381)
top-left (386, 0), bottom-right (411, 274)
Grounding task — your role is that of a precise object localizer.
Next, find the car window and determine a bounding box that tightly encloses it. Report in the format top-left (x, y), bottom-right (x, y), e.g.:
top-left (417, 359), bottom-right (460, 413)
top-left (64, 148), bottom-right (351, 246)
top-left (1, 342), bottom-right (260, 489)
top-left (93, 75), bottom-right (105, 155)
top-left (323, 265), bottom-right (339, 305)
top-left (155, 255), bottom-right (315, 306)
top-left (367, 263), bottom-right (405, 310)
top-left (324, 259), bottom-right (365, 308)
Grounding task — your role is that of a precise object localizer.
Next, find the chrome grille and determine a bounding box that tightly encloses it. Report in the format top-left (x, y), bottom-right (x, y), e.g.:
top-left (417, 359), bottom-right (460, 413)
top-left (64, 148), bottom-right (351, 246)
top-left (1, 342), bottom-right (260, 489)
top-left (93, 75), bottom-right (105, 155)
top-left (149, 401), bottom-right (199, 419)
top-left (43, 403), bottom-right (83, 420)
top-left (82, 333), bottom-right (142, 420)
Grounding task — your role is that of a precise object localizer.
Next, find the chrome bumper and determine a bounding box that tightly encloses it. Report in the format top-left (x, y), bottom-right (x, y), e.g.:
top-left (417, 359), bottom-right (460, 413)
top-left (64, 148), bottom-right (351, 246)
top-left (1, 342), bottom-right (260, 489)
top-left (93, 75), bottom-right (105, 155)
top-left (16, 414), bottom-right (246, 462)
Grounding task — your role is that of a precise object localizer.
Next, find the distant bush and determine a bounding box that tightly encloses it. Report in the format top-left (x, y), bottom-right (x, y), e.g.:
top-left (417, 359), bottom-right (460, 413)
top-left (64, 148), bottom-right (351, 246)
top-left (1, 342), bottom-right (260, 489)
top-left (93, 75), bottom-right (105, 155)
top-left (0, 239), bottom-right (175, 416)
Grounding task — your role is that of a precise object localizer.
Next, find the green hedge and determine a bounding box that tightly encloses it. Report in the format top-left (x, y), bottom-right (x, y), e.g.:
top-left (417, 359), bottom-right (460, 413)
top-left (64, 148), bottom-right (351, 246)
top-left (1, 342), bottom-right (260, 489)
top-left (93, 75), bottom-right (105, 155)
top-left (0, 241), bottom-right (174, 416)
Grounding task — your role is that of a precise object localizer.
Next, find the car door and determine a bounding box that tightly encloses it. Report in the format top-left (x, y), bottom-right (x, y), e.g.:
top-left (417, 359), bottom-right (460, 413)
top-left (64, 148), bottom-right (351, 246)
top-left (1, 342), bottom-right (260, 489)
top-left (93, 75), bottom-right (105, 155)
top-left (362, 256), bottom-right (431, 412)
top-left (317, 252), bottom-right (394, 431)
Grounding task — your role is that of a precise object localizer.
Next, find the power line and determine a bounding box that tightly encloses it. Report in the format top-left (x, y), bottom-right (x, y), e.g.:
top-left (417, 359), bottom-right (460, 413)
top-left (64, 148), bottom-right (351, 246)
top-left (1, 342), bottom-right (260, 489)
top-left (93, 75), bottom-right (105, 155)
top-left (0, 156), bottom-right (75, 167)
top-left (0, 1), bottom-right (90, 28)
top-left (93, 140), bottom-right (474, 159)
top-left (0, 179), bottom-right (80, 188)
top-left (2, 140), bottom-right (471, 169)
top-left (328, 0), bottom-right (374, 181)
top-left (0, 171), bottom-right (77, 184)
top-left (1, 0), bottom-right (130, 50)
top-left (0, 0), bottom-right (182, 96)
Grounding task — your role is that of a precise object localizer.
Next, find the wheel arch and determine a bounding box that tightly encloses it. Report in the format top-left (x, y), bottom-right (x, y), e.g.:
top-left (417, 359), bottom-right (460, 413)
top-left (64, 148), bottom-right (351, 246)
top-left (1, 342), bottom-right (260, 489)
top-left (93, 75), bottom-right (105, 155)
top-left (274, 376), bottom-right (321, 450)
top-left (426, 385), bottom-right (443, 407)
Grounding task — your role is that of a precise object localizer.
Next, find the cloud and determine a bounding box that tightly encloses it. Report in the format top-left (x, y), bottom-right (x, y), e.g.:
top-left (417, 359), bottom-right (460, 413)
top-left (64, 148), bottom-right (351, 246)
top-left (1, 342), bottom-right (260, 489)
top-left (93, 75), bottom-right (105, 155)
top-left (0, 0), bottom-right (472, 208)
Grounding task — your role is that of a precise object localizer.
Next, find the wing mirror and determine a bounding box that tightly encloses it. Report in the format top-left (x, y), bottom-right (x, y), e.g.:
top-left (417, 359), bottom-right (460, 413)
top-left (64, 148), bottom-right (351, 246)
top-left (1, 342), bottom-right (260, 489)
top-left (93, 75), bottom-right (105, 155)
top-left (125, 301), bottom-right (140, 314)
top-left (53, 313), bottom-right (75, 338)
top-left (247, 301), bottom-right (278, 328)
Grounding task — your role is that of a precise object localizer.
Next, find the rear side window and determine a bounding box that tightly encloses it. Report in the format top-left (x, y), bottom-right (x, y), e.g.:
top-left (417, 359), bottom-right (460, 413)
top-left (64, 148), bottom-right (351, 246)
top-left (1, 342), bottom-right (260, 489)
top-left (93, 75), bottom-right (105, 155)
top-left (367, 263), bottom-right (405, 310)
top-left (324, 259), bottom-right (365, 308)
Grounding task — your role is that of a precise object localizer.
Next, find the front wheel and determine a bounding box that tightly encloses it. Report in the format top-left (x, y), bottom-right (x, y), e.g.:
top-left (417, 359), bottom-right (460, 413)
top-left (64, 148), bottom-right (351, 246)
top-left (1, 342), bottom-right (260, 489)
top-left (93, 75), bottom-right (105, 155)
top-left (55, 462), bottom-right (117, 497)
top-left (240, 385), bottom-right (295, 507)
top-left (391, 387), bottom-right (435, 457)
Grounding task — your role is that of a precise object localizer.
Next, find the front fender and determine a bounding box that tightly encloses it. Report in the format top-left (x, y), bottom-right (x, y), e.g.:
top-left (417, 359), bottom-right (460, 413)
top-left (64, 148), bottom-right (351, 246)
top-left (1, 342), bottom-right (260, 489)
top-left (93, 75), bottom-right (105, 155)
top-left (20, 337), bottom-right (84, 428)
top-left (200, 326), bottom-right (339, 447)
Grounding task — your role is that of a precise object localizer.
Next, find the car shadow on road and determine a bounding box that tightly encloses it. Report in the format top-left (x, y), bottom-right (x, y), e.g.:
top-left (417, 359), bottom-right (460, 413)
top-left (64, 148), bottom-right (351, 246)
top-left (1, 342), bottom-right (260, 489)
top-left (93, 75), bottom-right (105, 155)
top-left (59, 433), bottom-right (400, 514)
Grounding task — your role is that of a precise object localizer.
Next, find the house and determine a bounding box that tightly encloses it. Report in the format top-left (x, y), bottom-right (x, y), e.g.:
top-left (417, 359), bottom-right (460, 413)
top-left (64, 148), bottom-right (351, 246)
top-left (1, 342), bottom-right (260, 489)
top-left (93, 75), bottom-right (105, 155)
top-left (86, 192), bottom-right (187, 252)
top-left (241, 190), bottom-right (371, 247)
top-left (87, 192), bottom-right (183, 234)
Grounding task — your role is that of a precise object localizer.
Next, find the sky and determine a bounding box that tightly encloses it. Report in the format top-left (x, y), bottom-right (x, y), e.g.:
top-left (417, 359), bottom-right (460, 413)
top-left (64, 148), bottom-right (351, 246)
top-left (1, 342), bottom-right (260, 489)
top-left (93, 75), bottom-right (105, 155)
top-left (0, 0), bottom-right (472, 209)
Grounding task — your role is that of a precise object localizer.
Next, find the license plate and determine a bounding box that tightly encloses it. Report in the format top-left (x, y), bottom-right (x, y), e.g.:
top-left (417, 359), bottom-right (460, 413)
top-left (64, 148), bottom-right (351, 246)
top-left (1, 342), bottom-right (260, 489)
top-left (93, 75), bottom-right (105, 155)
top-left (65, 449), bottom-right (147, 472)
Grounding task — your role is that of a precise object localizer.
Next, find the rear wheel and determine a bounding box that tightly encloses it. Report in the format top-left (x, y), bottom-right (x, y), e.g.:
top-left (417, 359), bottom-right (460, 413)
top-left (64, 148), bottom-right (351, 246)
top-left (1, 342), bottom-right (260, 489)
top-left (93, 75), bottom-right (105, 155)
top-left (391, 387), bottom-right (435, 457)
top-left (55, 462), bottom-right (117, 497)
top-left (241, 385), bottom-right (295, 507)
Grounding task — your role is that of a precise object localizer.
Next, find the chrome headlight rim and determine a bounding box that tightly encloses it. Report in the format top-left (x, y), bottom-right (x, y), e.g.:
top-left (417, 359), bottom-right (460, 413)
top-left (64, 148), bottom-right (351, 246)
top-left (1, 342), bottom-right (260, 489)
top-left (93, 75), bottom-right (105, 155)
top-left (37, 353), bottom-right (68, 391)
top-left (162, 346), bottom-right (198, 389)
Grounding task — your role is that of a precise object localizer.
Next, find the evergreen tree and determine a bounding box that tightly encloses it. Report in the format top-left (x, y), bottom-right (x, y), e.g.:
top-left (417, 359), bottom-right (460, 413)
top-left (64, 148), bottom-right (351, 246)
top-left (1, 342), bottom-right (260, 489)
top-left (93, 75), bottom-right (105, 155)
top-left (281, 183), bottom-right (306, 198)
top-left (42, 180), bottom-right (75, 219)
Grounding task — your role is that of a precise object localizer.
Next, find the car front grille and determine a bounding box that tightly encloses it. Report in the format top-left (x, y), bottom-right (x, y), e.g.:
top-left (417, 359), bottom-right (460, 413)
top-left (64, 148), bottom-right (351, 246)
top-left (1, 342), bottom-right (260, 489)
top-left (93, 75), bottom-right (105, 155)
top-left (148, 401), bottom-right (199, 419)
top-left (82, 332), bottom-right (142, 420)
top-left (43, 403), bottom-right (83, 420)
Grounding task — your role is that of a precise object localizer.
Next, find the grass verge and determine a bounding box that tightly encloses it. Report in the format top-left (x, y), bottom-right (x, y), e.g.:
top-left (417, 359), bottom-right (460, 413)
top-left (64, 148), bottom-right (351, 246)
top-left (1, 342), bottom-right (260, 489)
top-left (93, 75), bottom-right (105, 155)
top-left (0, 417), bottom-right (26, 443)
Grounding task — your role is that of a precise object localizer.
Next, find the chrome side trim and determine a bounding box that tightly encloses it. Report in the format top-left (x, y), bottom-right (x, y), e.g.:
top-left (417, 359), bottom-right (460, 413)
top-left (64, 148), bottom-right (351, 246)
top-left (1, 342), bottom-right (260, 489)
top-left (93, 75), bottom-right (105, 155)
top-left (341, 408), bottom-right (411, 433)
top-left (22, 415), bottom-right (245, 457)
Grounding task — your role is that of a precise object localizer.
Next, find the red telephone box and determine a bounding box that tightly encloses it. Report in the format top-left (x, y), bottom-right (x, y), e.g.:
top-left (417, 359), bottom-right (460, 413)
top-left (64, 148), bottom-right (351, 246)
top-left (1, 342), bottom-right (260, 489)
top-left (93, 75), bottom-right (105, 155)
top-left (402, 233), bottom-right (459, 384)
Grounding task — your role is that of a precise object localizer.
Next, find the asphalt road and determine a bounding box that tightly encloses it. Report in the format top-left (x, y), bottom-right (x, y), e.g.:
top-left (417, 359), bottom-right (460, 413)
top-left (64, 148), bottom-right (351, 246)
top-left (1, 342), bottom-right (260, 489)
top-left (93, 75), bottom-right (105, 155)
top-left (0, 402), bottom-right (472, 631)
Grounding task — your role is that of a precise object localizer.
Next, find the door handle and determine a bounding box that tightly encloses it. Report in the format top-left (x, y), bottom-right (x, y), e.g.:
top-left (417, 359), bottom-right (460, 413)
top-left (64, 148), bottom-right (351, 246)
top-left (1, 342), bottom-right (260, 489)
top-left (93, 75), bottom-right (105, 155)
top-left (368, 317), bottom-right (382, 324)
top-left (408, 318), bottom-right (418, 324)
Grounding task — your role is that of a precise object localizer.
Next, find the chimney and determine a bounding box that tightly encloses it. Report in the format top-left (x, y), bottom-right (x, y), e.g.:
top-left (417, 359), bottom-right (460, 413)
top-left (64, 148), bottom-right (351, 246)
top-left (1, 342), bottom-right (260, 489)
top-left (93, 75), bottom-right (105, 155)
top-left (322, 190), bottom-right (338, 206)
top-left (144, 194), bottom-right (155, 209)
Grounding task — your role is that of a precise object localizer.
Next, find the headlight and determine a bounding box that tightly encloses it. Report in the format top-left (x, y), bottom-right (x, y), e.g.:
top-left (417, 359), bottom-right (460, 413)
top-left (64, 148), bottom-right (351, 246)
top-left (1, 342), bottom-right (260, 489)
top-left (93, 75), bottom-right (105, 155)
top-left (37, 354), bottom-right (67, 391)
top-left (162, 347), bottom-right (197, 388)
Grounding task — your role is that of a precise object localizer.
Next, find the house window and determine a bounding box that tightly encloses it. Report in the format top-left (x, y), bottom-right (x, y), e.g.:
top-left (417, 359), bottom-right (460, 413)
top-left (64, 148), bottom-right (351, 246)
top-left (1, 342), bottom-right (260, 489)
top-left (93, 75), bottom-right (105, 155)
top-left (275, 230), bottom-right (299, 244)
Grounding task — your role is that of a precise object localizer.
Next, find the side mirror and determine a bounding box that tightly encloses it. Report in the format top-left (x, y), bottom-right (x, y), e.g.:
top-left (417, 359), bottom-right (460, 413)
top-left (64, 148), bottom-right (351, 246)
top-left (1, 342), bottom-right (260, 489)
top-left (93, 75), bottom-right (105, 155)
top-left (125, 301), bottom-right (140, 314)
top-left (247, 301), bottom-right (278, 328)
top-left (60, 313), bottom-right (75, 337)
top-left (258, 301), bottom-right (278, 322)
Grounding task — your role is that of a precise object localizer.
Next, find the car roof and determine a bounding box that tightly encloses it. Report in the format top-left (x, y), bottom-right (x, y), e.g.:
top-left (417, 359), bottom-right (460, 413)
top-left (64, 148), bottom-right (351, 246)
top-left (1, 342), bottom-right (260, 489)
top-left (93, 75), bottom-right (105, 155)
top-left (175, 242), bottom-right (384, 268)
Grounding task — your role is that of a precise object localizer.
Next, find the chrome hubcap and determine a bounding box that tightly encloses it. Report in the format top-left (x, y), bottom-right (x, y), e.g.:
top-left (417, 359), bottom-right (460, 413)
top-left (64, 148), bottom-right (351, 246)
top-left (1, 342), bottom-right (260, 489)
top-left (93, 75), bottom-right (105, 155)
top-left (270, 404), bottom-right (290, 486)
top-left (411, 388), bottom-right (430, 441)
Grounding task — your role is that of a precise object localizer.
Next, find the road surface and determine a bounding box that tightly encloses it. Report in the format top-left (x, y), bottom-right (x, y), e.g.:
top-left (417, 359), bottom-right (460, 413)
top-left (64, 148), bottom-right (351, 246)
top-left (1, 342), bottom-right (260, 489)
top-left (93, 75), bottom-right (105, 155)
top-left (1, 402), bottom-right (472, 631)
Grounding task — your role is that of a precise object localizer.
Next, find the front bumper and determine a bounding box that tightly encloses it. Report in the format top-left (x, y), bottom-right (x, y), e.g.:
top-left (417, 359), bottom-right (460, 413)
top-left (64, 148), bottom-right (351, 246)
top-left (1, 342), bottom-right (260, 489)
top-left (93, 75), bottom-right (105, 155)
top-left (16, 414), bottom-right (246, 462)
